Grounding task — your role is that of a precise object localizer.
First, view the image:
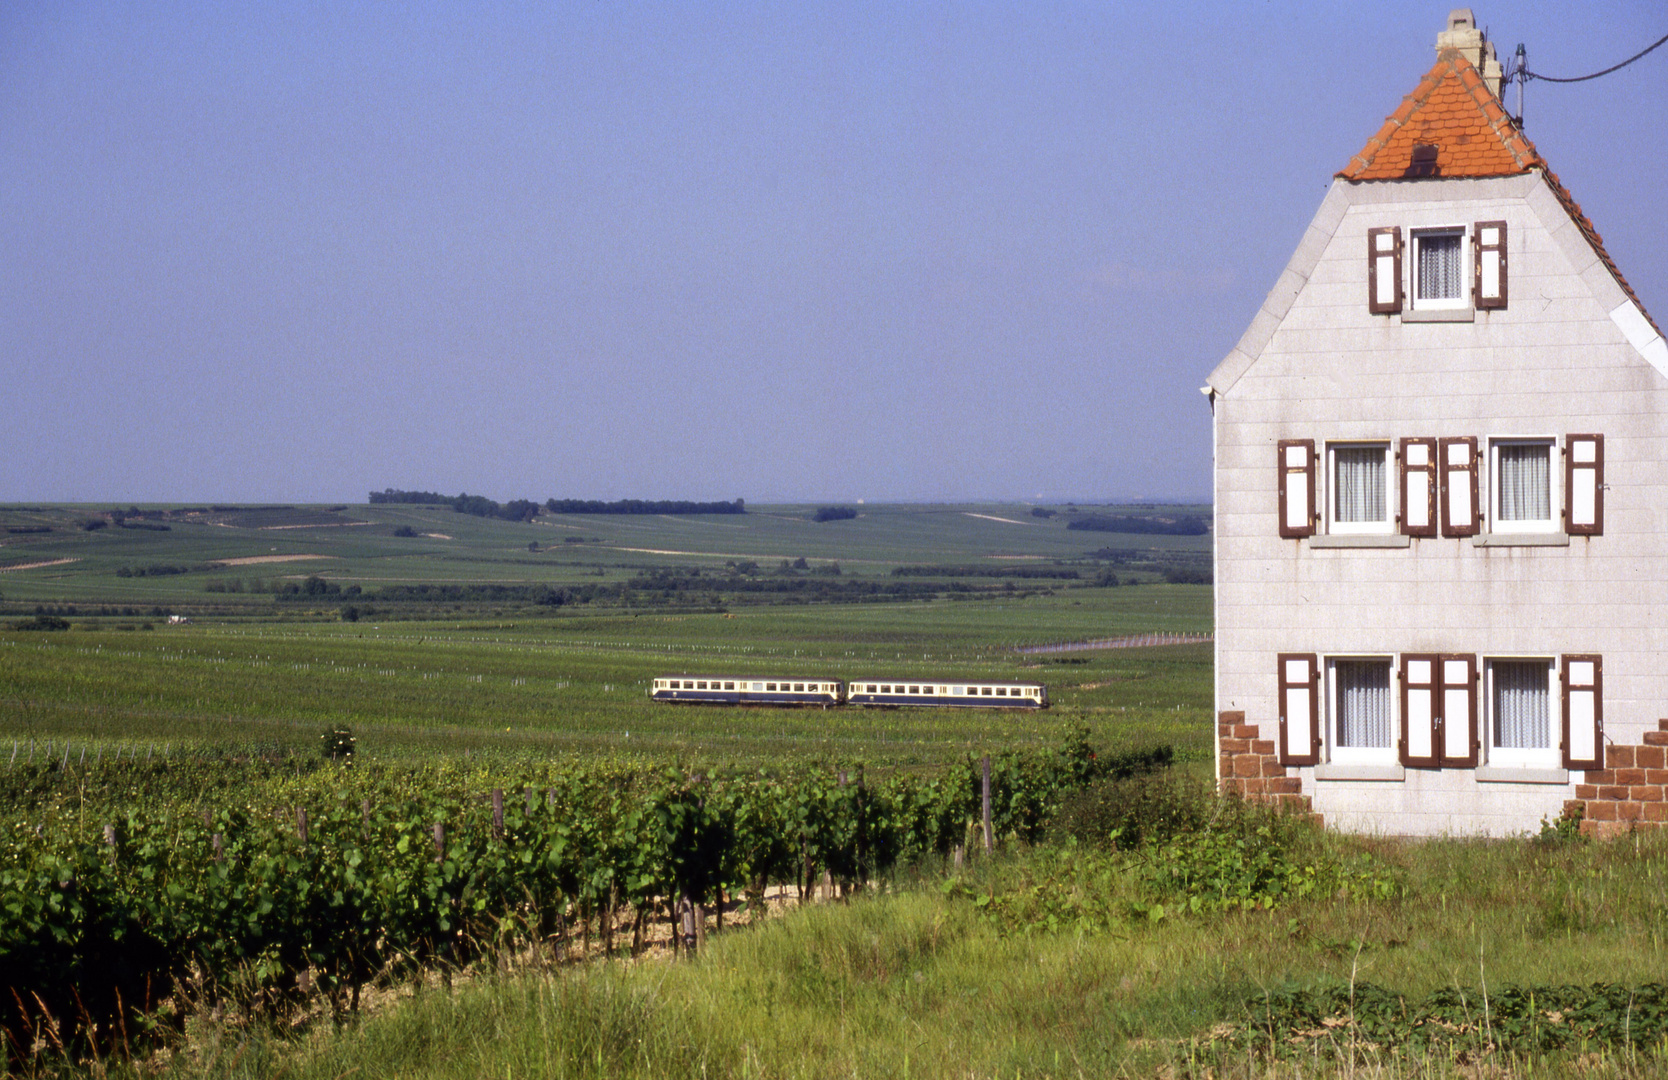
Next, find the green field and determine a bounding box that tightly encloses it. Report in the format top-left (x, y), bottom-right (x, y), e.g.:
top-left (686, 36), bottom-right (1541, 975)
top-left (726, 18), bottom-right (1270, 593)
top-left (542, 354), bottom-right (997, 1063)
top-left (0, 501), bottom-right (1213, 765)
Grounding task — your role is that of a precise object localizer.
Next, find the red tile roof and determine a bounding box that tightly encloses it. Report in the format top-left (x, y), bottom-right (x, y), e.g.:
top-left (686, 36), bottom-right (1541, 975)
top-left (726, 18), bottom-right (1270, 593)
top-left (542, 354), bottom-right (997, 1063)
top-left (1340, 49), bottom-right (1659, 337)
top-left (1339, 49), bottom-right (1539, 180)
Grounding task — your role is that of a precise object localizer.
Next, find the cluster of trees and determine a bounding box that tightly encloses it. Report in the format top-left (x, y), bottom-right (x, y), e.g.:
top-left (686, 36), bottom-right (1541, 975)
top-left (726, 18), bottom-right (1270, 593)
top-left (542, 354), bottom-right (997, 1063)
top-left (812, 506), bottom-right (857, 522)
top-left (1066, 514), bottom-right (1209, 536)
top-left (891, 565), bottom-right (1081, 580)
top-left (274, 577), bottom-right (363, 599)
top-left (369, 490), bottom-right (746, 519)
top-left (115, 564), bottom-right (202, 578)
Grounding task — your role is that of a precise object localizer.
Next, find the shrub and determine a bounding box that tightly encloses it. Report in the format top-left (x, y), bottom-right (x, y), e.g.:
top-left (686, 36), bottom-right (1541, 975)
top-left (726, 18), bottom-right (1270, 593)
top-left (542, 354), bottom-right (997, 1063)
top-left (1051, 771), bottom-right (1217, 850)
top-left (11, 615), bottom-right (70, 631)
top-left (320, 726), bottom-right (356, 762)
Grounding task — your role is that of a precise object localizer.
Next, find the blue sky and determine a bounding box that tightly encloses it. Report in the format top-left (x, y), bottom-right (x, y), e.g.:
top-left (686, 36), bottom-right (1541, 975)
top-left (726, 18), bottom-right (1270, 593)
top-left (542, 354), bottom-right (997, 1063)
top-left (4, 2), bottom-right (1664, 504)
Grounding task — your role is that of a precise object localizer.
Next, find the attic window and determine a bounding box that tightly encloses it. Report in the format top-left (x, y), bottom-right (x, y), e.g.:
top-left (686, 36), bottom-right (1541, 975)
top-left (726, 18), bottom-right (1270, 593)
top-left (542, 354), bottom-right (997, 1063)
top-left (1405, 144), bottom-right (1440, 179)
top-left (1412, 228), bottom-right (1467, 309)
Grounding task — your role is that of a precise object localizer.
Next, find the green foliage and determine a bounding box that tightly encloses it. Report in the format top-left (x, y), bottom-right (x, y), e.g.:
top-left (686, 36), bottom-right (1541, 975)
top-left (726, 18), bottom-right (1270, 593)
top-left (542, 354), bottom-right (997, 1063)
top-left (1066, 514), bottom-right (1209, 536)
top-left (812, 506), bottom-right (857, 522)
top-left (958, 780), bottom-right (1396, 932)
top-left (1051, 769), bottom-right (1210, 849)
top-left (10, 615), bottom-right (70, 631)
top-left (1228, 979), bottom-right (1668, 1058)
top-left (1537, 801), bottom-right (1586, 846)
top-left (0, 731), bottom-right (1169, 1058)
top-left (321, 726), bottom-right (356, 762)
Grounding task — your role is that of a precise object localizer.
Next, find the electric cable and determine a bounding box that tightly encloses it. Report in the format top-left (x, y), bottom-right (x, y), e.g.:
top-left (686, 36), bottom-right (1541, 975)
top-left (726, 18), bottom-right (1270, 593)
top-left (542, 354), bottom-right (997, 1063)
top-left (1525, 29), bottom-right (1668, 83)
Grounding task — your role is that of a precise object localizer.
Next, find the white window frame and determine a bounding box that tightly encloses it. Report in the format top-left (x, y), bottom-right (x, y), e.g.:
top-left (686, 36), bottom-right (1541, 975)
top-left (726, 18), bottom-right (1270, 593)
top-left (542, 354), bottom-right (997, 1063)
top-left (1410, 226), bottom-right (1470, 311)
top-left (1489, 436), bottom-right (1558, 534)
top-left (1485, 657), bottom-right (1559, 769)
top-left (1325, 655), bottom-right (1397, 765)
top-left (1326, 442), bottom-right (1394, 534)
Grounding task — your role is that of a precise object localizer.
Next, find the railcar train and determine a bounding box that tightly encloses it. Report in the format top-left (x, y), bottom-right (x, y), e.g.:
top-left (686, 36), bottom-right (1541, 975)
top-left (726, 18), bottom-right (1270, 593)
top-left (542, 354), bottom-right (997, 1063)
top-left (649, 675), bottom-right (1047, 709)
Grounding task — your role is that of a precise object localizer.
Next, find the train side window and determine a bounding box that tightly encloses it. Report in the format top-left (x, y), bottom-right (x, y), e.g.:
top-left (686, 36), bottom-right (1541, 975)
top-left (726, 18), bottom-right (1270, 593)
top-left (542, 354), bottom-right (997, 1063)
top-left (982, 687), bottom-right (993, 695)
top-left (793, 683), bottom-right (803, 692)
top-left (698, 681), bottom-right (707, 689)
top-left (923, 686), bottom-right (934, 695)
top-left (766, 683), bottom-right (777, 691)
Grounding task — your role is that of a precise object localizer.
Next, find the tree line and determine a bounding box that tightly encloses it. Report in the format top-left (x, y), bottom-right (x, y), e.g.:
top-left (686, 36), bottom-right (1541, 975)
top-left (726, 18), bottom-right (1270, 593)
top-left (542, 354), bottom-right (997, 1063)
top-left (369, 490), bottom-right (746, 519)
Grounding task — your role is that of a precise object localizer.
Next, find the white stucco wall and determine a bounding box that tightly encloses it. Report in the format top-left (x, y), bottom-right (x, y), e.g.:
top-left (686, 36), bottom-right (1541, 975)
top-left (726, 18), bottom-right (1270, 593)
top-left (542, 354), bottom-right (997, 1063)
top-left (1210, 172), bottom-right (1668, 836)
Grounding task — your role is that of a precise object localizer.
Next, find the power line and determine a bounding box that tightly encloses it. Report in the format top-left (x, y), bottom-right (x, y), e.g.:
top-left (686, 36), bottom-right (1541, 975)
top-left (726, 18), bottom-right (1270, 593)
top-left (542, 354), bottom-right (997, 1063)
top-left (1526, 29), bottom-right (1668, 83)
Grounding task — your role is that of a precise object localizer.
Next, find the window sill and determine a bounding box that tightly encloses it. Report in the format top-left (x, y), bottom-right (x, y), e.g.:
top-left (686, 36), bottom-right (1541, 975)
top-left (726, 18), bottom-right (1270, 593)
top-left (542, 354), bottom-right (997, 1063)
top-left (1401, 308), bottom-right (1475, 323)
top-left (1473, 532), bottom-right (1570, 547)
top-left (1310, 534), bottom-right (1411, 548)
top-left (1475, 766), bottom-right (1569, 784)
top-left (1314, 764), bottom-right (1405, 781)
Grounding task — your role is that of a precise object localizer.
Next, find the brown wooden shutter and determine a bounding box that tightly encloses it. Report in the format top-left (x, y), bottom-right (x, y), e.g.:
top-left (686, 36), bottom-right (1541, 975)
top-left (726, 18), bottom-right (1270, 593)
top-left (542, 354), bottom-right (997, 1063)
top-left (1277, 653), bottom-right (1320, 766)
top-left (1561, 655), bottom-right (1604, 771)
top-left (1439, 654), bottom-right (1479, 768)
top-left (1439, 437), bottom-right (1480, 537)
top-left (1473, 220), bottom-right (1507, 309)
top-left (1399, 437), bottom-right (1438, 537)
top-left (1277, 439), bottom-right (1316, 539)
top-left (1400, 654), bottom-right (1439, 767)
top-left (1565, 434), bottom-right (1604, 536)
top-left (1368, 226), bottom-right (1403, 314)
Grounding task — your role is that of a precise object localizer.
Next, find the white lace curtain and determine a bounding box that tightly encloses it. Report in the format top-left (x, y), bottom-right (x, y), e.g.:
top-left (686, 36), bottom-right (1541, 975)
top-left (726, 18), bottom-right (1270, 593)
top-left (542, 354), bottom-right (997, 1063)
top-left (1494, 661), bottom-right (1549, 749)
top-left (1334, 448), bottom-right (1385, 523)
top-left (1418, 233), bottom-right (1462, 300)
top-left (1335, 661), bottom-right (1391, 748)
top-left (1497, 444), bottom-right (1550, 521)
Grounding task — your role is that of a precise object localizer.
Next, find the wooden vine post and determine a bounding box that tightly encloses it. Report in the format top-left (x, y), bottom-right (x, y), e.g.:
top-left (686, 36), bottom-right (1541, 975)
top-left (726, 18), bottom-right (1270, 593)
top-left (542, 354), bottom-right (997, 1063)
top-left (981, 755), bottom-right (993, 854)
top-left (491, 788), bottom-right (504, 841)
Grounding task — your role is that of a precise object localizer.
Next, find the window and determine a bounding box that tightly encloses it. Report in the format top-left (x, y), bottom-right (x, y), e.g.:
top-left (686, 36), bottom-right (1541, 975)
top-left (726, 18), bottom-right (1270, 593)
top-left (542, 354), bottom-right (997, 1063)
top-left (1491, 439), bottom-right (1555, 533)
top-left (725, 682), bottom-right (735, 690)
top-left (1412, 228), bottom-right (1467, 309)
top-left (1328, 444), bottom-right (1392, 533)
top-left (1329, 658), bottom-right (1394, 764)
top-left (1487, 659), bottom-right (1555, 767)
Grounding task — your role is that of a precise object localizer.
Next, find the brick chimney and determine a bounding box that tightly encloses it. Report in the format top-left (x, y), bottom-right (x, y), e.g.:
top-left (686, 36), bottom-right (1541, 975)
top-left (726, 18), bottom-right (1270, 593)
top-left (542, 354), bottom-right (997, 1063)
top-left (1437, 9), bottom-right (1503, 99)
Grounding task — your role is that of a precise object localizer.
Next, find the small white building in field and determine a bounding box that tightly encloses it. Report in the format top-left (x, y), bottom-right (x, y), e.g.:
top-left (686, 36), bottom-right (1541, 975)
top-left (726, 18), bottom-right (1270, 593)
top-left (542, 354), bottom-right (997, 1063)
top-left (1208, 10), bottom-right (1668, 836)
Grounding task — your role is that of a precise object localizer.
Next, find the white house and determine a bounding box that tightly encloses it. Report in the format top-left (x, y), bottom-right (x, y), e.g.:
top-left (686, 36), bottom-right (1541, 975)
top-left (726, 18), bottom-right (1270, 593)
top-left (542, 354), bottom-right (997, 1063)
top-left (1207, 10), bottom-right (1668, 837)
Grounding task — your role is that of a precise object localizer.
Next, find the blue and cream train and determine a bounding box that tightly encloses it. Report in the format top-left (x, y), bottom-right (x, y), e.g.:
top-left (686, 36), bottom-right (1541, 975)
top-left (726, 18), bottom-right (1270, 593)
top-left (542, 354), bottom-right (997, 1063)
top-left (650, 676), bottom-right (1048, 709)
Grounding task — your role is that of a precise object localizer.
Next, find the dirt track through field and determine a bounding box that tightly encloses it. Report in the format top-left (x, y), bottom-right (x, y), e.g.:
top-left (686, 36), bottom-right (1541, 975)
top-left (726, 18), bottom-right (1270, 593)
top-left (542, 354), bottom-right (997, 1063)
top-left (0, 558), bottom-right (79, 572)
top-left (215, 554), bottom-right (339, 566)
top-left (963, 513), bottom-right (1028, 525)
